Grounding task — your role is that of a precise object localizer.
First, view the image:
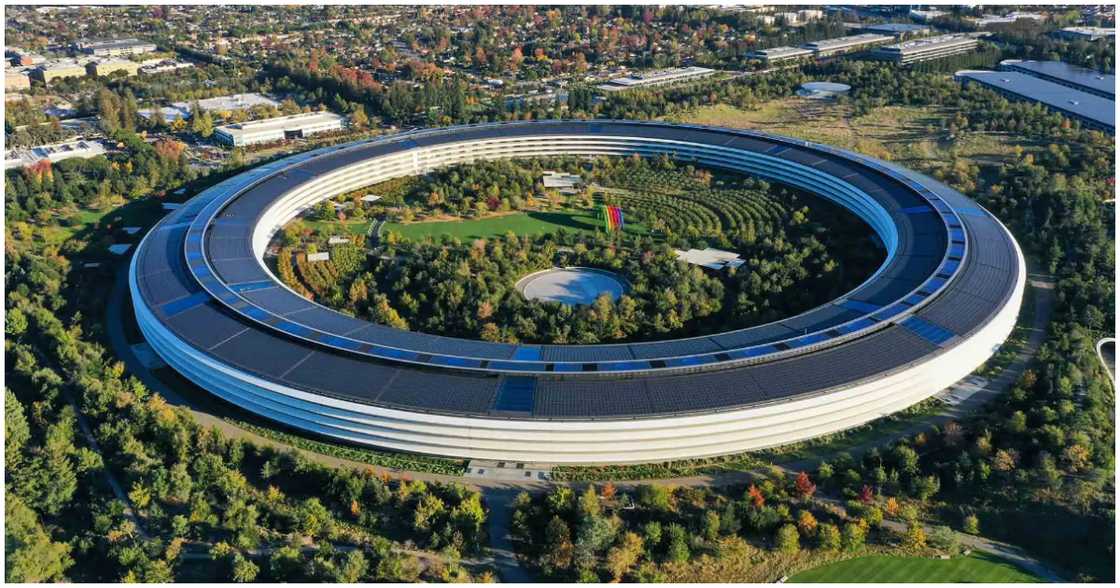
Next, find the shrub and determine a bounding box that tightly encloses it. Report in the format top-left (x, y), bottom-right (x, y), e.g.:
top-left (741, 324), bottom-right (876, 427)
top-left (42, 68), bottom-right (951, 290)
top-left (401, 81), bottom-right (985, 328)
top-left (776, 523), bottom-right (800, 554)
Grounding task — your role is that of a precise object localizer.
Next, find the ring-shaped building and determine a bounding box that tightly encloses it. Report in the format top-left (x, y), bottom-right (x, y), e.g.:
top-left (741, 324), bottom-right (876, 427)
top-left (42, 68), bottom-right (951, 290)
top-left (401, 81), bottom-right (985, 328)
top-left (131, 120), bottom-right (1025, 463)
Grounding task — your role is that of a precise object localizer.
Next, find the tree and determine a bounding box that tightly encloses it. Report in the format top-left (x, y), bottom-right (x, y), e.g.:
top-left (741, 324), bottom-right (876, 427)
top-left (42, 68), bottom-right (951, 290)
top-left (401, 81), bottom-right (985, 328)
top-left (841, 521), bottom-right (866, 552)
top-left (5, 390), bottom-right (30, 470)
top-left (776, 523), bottom-right (800, 554)
top-left (903, 522), bottom-right (927, 549)
top-left (703, 510), bottom-right (720, 541)
top-left (747, 484), bottom-right (765, 508)
top-left (351, 105), bottom-right (369, 130)
top-left (5, 496), bottom-right (73, 582)
top-left (962, 513), bottom-right (980, 534)
top-left (295, 498), bottom-right (334, 540)
top-left (540, 516), bottom-right (573, 573)
top-left (818, 523), bottom-right (841, 551)
top-left (334, 550), bottom-right (368, 582)
top-left (665, 523), bottom-right (690, 562)
top-left (577, 485), bottom-right (601, 520)
top-left (927, 525), bottom-right (959, 554)
top-left (231, 554), bottom-right (259, 582)
top-left (191, 103), bottom-right (214, 138)
top-left (637, 485), bottom-right (672, 511)
top-left (796, 510), bottom-right (818, 538)
top-left (794, 471), bottom-right (817, 500)
top-left (605, 532), bottom-right (643, 581)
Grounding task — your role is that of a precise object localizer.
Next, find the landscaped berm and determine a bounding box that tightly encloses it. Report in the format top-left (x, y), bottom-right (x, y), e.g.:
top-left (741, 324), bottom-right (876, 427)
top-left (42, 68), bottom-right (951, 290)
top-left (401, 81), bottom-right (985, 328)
top-left (515, 267), bottom-right (628, 306)
top-left (788, 552), bottom-right (1042, 583)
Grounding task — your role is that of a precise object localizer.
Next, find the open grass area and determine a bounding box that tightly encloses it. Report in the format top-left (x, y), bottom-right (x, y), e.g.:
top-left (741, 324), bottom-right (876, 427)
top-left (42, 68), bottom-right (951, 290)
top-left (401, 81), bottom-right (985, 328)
top-left (788, 552), bottom-right (1042, 583)
top-left (671, 100), bottom-right (1027, 183)
top-left (383, 208), bottom-right (648, 242)
top-left (301, 217), bottom-right (376, 237)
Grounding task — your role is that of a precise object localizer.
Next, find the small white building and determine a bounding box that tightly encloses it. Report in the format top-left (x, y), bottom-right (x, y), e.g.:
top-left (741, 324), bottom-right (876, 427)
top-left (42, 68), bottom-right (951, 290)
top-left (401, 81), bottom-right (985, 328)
top-left (5, 139), bottom-right (107, 170)
top-left (213, 111), bottom-right (346, 147)
top-left (174, 92), bottom-right (281, 114)
top-left (674, 248), bottom-right (746, 271)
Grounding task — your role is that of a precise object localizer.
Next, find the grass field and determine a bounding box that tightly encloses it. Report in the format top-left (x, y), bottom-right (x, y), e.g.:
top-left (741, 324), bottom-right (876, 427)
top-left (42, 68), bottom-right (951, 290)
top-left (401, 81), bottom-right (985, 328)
top-left (788, 552), bottom-right (1042, 583)
top-left (301, 217), bottom-right (376, 237)
top-left (383, 208), bottom-right (648, 241)
top-left (671, 100), bottom-right (1025, 182)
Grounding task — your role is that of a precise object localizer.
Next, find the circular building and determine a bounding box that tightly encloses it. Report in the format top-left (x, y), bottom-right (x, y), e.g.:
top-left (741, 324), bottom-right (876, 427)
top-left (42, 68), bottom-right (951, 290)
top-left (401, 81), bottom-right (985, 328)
top-left (798, 81), bottom-right (852, 100)
top-left (516, 267), bottom-right (628, 306)
top-left (131, 120), bottom-right (1025, 464)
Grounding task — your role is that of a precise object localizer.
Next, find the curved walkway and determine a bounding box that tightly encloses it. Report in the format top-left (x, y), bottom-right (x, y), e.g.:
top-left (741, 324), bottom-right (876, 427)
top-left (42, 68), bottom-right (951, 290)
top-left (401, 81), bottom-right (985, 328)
top-left (106, 261), bottom-right (1061, 582)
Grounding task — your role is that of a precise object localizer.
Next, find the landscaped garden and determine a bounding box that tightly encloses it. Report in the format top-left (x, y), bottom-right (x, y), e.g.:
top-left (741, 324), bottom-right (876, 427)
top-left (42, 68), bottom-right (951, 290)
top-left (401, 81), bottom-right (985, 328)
top-left (270, 155), bottom-right (881, 346)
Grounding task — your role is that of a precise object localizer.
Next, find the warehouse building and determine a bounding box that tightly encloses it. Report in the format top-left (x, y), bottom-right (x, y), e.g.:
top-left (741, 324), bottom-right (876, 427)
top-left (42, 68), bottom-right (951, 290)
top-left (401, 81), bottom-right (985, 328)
top-left (1054, 27), bottom-right (1115, 42)
top-left (956, 70), bottom-right (1114, 134)
top-left (86, 58), bottom-right (140, 78)
top-left (871, 34), bottom-right (980, 65)
top-left (802, 33), bottom-right (893, 57)
top-left (5, 68), bottom-right (31, 91)
top-left (77, 38), bottom-right (157, 57)
top-left (597, 66), bottom-right (716, 92)
top-left (999, 59), bottom-right (1115, 100)
top-left (31, 59), bottom-right (91, 83)
top-left (214, 111), bottom-right (346, 146)
top-left (749, 45), bottom-right (813, 64)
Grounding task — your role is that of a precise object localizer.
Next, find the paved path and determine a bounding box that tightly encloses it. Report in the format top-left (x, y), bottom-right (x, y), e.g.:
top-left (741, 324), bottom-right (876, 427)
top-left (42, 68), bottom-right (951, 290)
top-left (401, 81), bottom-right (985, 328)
top-left (106, 262), bottom-right (1061, 582)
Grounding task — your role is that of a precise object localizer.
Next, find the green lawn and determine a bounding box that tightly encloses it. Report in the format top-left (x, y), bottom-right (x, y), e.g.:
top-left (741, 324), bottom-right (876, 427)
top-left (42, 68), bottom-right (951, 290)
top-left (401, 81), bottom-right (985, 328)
top-left (789, 552), bottom-right (1042, 583)
top-left (383, 209), bottom-right (648, 242)
top-left (302, 218), bottom-right (376, 237)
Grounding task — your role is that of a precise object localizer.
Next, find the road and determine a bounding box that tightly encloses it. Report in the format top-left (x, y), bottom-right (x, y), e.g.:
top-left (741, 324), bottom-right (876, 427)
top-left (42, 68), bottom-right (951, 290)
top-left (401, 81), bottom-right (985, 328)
top-left (106, 262), bottom-right (1062, 582)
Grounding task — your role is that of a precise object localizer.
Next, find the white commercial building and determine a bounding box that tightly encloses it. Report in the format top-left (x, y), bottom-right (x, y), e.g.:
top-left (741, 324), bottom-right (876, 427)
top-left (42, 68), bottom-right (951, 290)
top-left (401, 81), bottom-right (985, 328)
top-left (1055, 27), bottom-right (1115, 42)
top-left (597, 66), bottom-right (716, 92)
top-left (802, 33), bottom-right (893, 57)
top-left (909, 8), bottom-right (946, 22)
top-left (214, 111), bottom-right (346, 147)
top-left (175, 92), bottom-right (281, 114)
top-left (5, 139), bottom-right (107, 170)
top-left (77, 38), bottom-right (157, 57)
top-left (749, 45), bottom-right (814, 64)
top-left (970, 12), bottom-right (1045, 28)
top-left (871, 34), bottom-right (980, 65)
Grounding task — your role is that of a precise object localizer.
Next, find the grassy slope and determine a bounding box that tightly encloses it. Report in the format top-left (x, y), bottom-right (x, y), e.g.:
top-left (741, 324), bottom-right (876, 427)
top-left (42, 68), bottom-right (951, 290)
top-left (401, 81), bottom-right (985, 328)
top-left (669, 100), bottom-right (1024, 180)
top-left (788, 552), bottom-right (1042, 583)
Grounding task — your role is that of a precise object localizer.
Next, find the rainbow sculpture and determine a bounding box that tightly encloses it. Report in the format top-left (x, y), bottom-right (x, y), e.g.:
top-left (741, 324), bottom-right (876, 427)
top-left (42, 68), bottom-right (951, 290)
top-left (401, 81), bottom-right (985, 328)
top-left (600, 204), bottom-right (624, 232)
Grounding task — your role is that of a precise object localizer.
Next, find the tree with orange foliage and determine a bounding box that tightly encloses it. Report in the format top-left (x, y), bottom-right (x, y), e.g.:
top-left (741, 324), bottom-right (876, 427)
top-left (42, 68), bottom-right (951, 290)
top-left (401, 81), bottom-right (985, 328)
top-left (794, 471), bottom-right (817, 501)
top-left (747, 484), bottom-right (765, 509)
top-left (601, 482), bottom-right (617, 500)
